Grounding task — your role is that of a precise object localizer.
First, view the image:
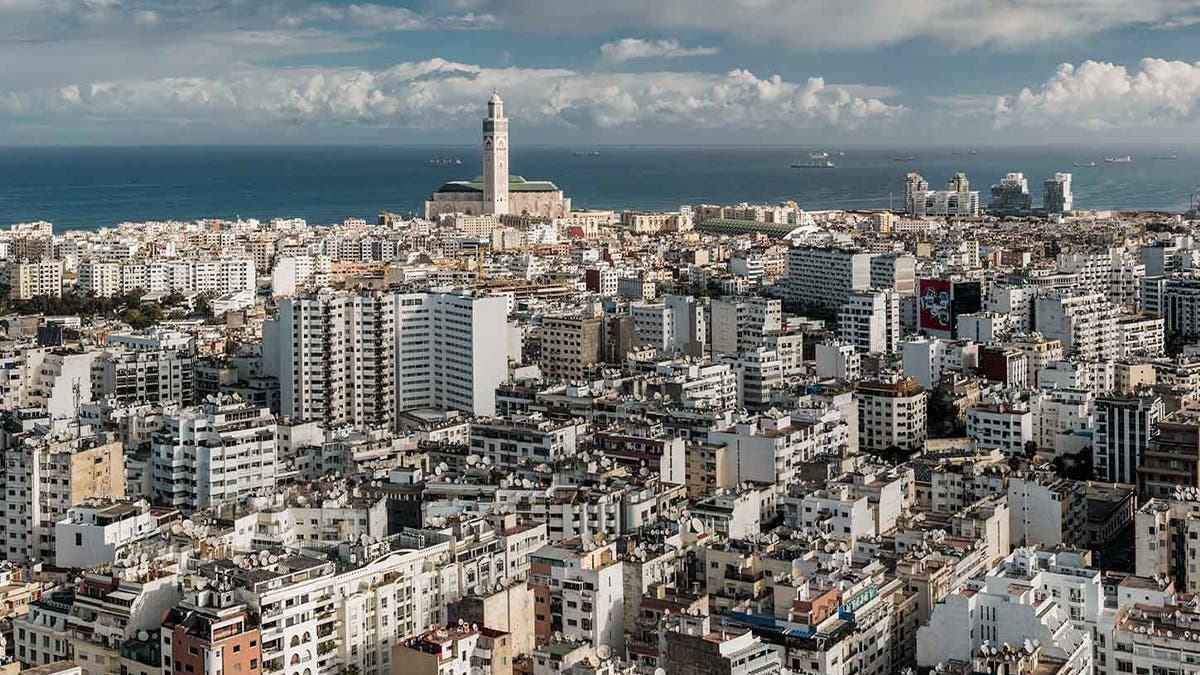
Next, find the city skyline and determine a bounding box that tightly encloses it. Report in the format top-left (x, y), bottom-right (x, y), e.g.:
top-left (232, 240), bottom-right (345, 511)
top-left (3, 1), bottom-right (1200, 145)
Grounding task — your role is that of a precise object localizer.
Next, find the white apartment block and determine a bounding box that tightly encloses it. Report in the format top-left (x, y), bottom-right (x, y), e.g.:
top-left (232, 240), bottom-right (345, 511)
top-left (266, 290), bottom-right (511, 422)
top-left (726, 347), bottom-right (783, 410)
top-left (1034, 291), bottom-right (1119, 362)
top-left (986, 284), bottom-right (1036, 333)
top-left (54, 500), bottom-right (165, 568)
top-left (966, 403), bottom-right (1034, 455)
top-left (710, 296), bottom-right (782, 356)
top-left (77, 261), bottom-right (122, 297)
top-left (204, 535), bottom-right (456, 675)
top-left (151, 394), bottom-right (278, 510)
top-left (0, 427), bottom-right (125, 564)
top-left (267, 290), bottom-right (396, 429)
top-left (917, 549), bottom-right (1100, 674)
top-left (856, 378), bottom-right (927, 453)
top-left (1116, 315), bottom-right (1165, 358)
top-left (816, 341), bottom-right (861, 381)
top-left (838, 288), bottom-right (899, 355)
top-left (631, 301), bottom-right (676, 351)
top-left (270, 254), bottom-right (332, 297)
top-left (1135, 496), bottom-right (1200, 595)
top-left (1162, 273), bottom-right (1200, 336)
top-left (783, 247), bottom-right (873, 310)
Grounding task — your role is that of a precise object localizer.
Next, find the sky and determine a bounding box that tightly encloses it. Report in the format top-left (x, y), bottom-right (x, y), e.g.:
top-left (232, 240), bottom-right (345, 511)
top-left (3, 0), bottom-right (1200, 146)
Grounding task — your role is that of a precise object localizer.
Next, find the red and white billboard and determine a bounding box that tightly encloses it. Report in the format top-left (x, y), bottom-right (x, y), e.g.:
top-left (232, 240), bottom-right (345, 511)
top-left (918, 278), bottom-right (953, 333)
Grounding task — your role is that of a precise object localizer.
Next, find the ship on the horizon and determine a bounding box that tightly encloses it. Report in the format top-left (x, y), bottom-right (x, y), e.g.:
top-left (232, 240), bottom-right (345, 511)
top-left (808, 151), bottom-right (830, 159)
top-left (572, 150), bottom-right (601, 157)
top-left (425, 157), bottom-right (463, 167)
top-left (892, 156), bottom-right (915, 162)
top-left (1105, 155), bottom-right (1132, 164)
top-left (791, 160), bottom-right (835, 169)
top-left (1074, 161), bottom-right (1098, 167)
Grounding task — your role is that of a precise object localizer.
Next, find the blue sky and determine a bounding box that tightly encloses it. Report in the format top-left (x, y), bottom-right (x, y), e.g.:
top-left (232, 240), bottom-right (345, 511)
top-left (3, 0), bottom-right (1200, 145)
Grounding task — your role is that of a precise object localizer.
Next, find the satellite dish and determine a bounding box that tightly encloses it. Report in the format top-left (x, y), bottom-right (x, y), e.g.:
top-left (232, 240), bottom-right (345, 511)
top-left (596, 645), bottom-right (612, 660)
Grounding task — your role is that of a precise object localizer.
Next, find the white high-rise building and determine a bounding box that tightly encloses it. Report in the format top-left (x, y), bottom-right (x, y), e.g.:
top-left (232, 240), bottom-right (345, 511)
top-left (267, 290), bottom-right (396, 429)
top-left (266, 290), bottom-right (511, 423)
top-left (393, 291), bottom-right (509, 416)
top-left (838, 288), bottom-right (899, 355)
top-left (783, 247), bottom-right (874, 310)
top-left (1043, 172), bottom-right (1073, 214)
top-left (483, 92), bottom-right (509, 215)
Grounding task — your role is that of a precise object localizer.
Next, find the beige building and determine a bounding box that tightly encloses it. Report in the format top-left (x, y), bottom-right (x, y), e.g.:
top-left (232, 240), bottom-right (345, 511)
top-left (1, 260), bottom-right (63, 300)
top-left (391, 624), bottom-right (513, 675)
top-left (447, 581), bottom-right (535, 659)
top-left (0, 427), bottom-right (125, 564)
top-left (856, 377), bottom-right (927, 454)
top-left (685, 442), bottom-right (732, 498)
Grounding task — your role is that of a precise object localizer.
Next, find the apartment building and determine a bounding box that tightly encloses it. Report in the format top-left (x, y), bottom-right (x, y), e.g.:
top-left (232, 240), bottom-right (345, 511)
top-left (710, 297), bottom-right (781, 356)
top-left (0, 425), bottom-right (125, 564)
top-left (1034, 291), bottom-right (1119, 362)
top-left (1093, 394), bottom-right (1164, 484)
top-left (856, 378), bottom-right (927, 454)
top-left (151, 394), bottom-right (278, 511)
top-left (838, 288), bottom-right (899, 355)
top-left (529, 544), bottom-right (625, 650)
top-left (267, 290), bottom-right (511, 423)
top-left (1, 259), bottom-right (64, 299)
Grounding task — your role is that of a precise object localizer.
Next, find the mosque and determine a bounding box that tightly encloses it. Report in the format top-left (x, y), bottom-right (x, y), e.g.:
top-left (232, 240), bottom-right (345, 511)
top-left (424, 93), bottom-right (572, 220)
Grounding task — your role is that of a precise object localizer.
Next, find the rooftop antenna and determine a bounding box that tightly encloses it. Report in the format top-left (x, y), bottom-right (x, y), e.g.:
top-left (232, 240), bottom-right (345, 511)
top-left (72, 378), bottom-right (82, 439)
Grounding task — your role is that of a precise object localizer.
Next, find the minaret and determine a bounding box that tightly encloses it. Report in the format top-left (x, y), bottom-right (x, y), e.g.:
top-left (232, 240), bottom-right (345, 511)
top-left (482, 91), bottom-right (509, 215)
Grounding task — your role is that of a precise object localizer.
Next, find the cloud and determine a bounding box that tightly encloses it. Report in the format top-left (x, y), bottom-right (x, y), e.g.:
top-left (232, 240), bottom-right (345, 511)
top-left (342, 3), bottom-right (496, 31)
top-left (444, 0), bottom-right (1200, 49)
top-left (994, 58), bottom-right (1200, 130)
top-left (0, 58), bottom-right (902, 136)
top-left (599, 38), bottom-right (717, 63)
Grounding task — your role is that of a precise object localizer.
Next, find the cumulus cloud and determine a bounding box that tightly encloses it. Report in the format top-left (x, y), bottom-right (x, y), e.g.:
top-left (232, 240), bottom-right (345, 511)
top-left (445, 0), bottom-right (1200, 49)
top-left (994, 58), bottom-right (1200, 130)
top-left (0, 58), bottom-right (901, 134)
top-left (600, 38), bottom-right (718, 63)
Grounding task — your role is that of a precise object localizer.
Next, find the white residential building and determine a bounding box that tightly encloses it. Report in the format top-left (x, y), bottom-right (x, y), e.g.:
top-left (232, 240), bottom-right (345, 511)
top-left (1034, 291), bottom-right (1119, 362)
top-left (151, 394), bottom-right (278, 510)
top-left (838, 288), bottom-right (900, 355)
top-left (917, 549), bottom-right (1100, 674)
top-left (966, 403), bottom-right (1034, 455)
top-left (266, 289), bottom-right (512, 422)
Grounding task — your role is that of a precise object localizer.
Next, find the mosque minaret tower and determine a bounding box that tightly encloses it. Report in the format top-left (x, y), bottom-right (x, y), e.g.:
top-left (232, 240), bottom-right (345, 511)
top-left (482, 91), bottom-right (509, 215)
top-left (424, 94), bottom-right (570, 219)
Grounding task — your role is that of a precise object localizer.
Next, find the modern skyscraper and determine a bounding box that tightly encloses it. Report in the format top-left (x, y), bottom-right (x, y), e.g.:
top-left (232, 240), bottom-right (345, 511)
top-left (989, 172), bottom-right (1032, 216)
top-left (904, 172), bottom-right (929, 214)
top-left (1043, 172), bottom-right (1073, 214)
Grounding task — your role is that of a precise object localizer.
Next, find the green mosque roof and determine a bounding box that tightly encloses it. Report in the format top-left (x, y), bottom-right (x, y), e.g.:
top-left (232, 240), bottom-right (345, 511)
top-left (435, 175), bottom-right (561, 194)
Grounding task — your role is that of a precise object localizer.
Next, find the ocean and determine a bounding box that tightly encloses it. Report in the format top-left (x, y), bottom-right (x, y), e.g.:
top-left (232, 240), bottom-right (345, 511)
top-left (0, 145), bottom-right (1198, 231)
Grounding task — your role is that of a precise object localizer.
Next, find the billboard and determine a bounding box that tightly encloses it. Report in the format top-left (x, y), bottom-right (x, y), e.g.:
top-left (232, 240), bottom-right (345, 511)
top-left (951, 280), bottom-right (983, 320)
top-left (919, 278), bottom-right (953, 333)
